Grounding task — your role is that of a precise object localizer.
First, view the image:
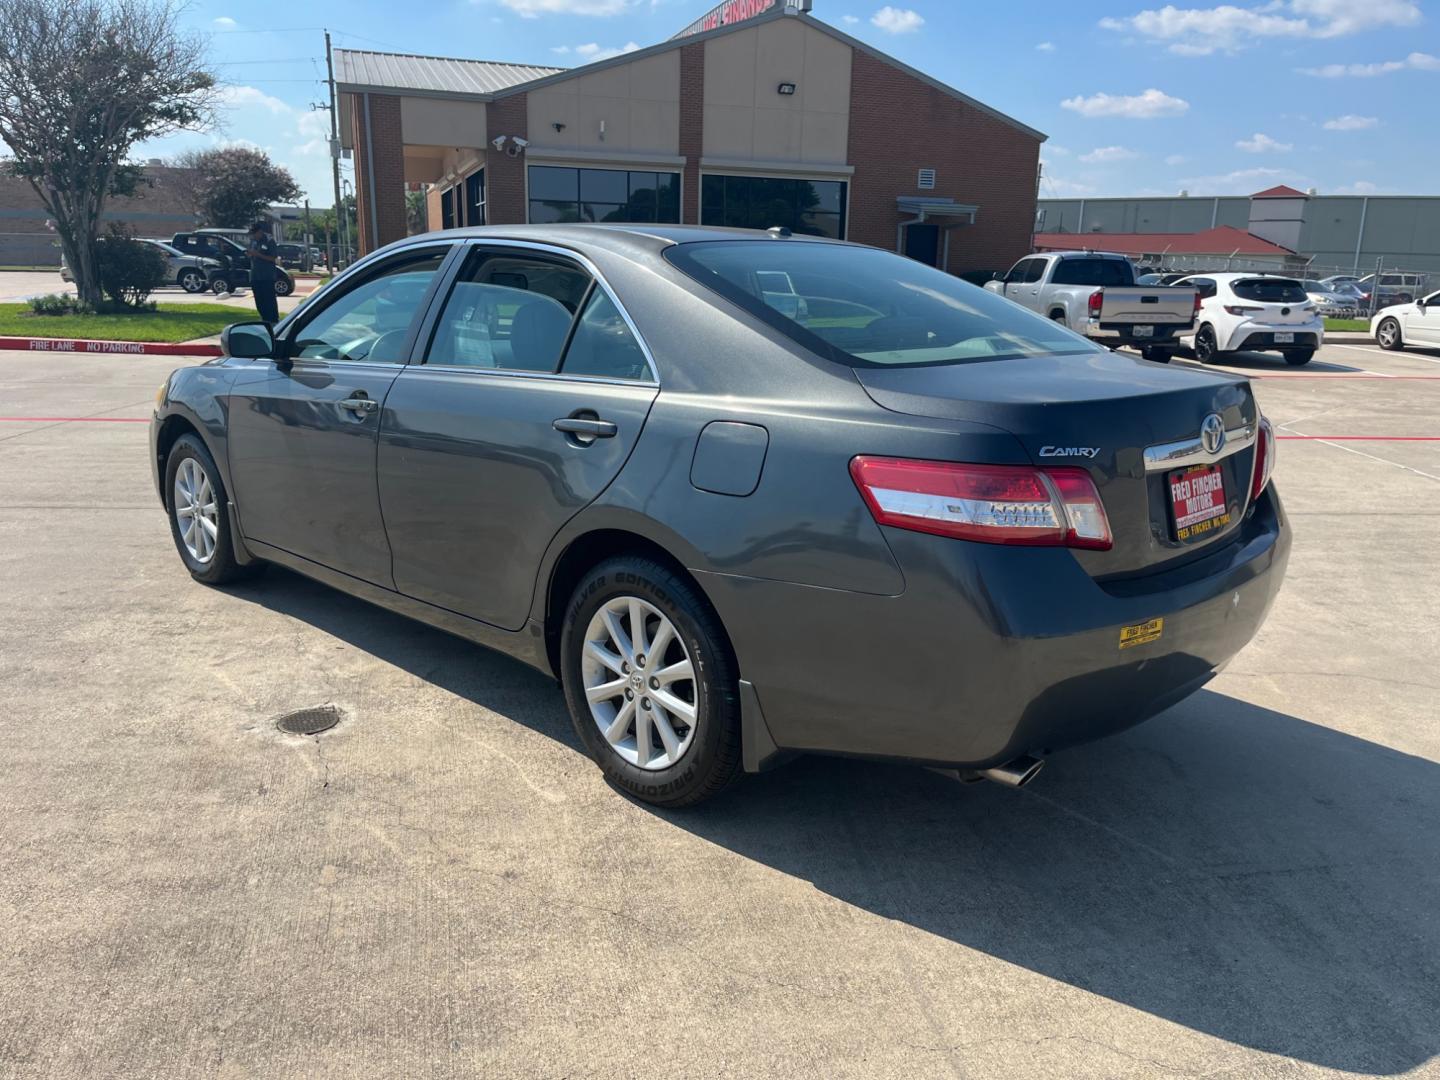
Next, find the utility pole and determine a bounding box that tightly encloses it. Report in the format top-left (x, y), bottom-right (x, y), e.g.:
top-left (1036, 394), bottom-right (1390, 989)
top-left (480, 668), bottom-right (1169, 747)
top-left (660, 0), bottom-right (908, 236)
top-left (302, 199), bottom-right (313, 272)
top-left (325, 29), bottom-right (349, 270)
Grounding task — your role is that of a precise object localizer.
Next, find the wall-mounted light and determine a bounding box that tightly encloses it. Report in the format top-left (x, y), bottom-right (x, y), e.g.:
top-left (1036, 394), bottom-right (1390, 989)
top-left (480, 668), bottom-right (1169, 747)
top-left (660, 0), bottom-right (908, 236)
top-left (552, 122), bottom-right (566, 132)
top-left (777, 82), bottom-right (797, 96)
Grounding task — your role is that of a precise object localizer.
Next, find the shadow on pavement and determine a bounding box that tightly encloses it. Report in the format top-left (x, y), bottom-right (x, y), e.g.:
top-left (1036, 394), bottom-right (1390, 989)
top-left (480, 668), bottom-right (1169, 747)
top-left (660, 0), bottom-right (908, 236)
top-left (236, 567), bottom-right (1439, 1075)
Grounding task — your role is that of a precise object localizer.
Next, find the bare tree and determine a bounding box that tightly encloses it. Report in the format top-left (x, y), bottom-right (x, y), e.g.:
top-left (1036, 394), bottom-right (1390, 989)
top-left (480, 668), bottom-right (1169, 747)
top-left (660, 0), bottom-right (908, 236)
top-left (0, 0), bottom-right (216, 306)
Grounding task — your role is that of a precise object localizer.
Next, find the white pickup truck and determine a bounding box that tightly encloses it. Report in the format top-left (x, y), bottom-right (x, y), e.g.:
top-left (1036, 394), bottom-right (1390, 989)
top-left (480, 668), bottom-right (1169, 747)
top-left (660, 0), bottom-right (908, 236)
top-left (985, 251), bottom-right (1198, 362)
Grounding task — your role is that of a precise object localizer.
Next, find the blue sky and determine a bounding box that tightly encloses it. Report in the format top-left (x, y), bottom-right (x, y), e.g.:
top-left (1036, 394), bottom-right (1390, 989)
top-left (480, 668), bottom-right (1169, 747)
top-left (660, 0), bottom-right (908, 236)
top-left (137, 0), bottom-right (1437, 207)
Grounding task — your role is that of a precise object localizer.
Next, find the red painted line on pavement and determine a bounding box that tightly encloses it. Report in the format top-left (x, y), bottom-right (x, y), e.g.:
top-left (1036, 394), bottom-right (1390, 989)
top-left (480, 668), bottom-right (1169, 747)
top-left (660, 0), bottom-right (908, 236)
top-left (0, 416), bottom-right (149, 423)
top-left (0, 336), bottom-right (221, 357)
top-left (1276, 435), bottom-right (1440, 441)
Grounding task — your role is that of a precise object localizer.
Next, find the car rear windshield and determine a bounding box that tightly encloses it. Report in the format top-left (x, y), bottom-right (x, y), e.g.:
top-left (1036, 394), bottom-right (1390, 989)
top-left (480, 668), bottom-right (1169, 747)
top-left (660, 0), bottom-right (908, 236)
top-left (1232, 278), bottom-right (1309, 303)
top-left (1049, 258), bottom-right (1135, 286)
top-left (665, 241), bottom-right (1103, 368)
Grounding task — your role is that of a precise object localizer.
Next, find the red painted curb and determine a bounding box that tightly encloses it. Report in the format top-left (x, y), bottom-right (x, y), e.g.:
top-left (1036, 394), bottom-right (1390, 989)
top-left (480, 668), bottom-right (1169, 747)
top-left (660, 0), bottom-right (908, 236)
top-left (0, 336), bottom-right (221, 357)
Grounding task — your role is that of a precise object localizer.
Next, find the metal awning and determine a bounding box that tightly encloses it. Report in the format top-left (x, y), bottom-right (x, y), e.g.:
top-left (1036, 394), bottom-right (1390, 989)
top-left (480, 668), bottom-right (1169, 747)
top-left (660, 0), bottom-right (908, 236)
top-left (896, 198), bottom-right (980, 267)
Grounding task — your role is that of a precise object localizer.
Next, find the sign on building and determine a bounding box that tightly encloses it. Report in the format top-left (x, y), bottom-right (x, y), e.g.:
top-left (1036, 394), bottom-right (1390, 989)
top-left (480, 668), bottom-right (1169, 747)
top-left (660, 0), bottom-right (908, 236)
top-left (672, 0), bottom-right (813, 40)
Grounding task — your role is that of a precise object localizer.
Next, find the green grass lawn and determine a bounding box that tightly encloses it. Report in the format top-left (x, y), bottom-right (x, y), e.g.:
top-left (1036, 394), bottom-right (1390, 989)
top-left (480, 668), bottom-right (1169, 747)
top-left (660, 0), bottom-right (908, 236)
top-left (0, 302), bottom-right (242, 343)
top-left (1324, 318), bottom-right (1370, 333)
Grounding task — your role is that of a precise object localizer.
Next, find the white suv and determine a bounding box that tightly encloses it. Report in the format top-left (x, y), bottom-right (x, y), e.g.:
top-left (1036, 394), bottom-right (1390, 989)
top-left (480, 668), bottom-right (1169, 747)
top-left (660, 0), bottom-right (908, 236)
top-left (1175, 273), bottom-right (1324, 366)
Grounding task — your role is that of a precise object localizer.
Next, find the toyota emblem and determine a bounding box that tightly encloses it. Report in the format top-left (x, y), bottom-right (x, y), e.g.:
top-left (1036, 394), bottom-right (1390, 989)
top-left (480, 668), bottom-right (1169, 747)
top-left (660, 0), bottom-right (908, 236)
top-left (1201, 413), bottom-right (1226, 455)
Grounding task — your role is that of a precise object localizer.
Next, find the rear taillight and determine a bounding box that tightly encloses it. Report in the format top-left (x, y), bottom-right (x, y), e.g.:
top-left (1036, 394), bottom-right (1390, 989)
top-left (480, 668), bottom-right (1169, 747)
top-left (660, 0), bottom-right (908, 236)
top-left (1250, 416), bottom-right (1275, 503)
top-left (1193, 291), bottom-right (1204, 315)
top-left (1225, 304), bottom-right (1263, 316)
top-left (850, 457), bottom-right (1112, 550)
top-left (1087, 290), bottom-right (1103, 318)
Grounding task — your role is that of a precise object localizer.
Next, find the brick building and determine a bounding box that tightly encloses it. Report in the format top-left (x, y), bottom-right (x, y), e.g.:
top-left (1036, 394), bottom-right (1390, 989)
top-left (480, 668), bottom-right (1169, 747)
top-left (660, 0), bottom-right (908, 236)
top-left (336, 0), bottom-right (1043, 277)
top-left (0, 164), bottom-right (199, 267)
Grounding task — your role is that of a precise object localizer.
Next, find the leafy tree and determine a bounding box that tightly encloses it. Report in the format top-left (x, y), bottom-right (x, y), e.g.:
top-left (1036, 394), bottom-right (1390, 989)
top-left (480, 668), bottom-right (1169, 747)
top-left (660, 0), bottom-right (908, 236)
top-left (95, 224), bottom-right (167, 306)
top-left (0, 0), bottom-right (216, 306)
top-left (172, 146), bottom-right (301, 228)
top-left (406, 189), bottom-right (427, 235)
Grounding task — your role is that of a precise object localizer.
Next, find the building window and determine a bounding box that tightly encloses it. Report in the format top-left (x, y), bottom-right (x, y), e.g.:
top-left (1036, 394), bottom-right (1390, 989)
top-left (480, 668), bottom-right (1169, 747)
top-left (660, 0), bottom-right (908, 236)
top-left (528, 166), bottom-right (681, 224)
top-left (441, 187), bottom-right (456, 230)
top-left (465, 170), bottom-right (485, 227)
top-left (700, 175), bottom-right (847, 239)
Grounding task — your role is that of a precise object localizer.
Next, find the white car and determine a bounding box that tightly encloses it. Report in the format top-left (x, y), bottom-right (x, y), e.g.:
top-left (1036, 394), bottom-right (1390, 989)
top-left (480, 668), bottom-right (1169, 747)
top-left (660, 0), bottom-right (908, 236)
top-left (1372, 290), bottom-right (1440, 351)
top-left (1174, 273), bottom-right (1324, 366)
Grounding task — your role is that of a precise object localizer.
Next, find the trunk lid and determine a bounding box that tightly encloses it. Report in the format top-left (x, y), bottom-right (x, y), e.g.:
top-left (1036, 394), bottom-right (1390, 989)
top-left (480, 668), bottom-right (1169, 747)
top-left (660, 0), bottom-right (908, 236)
top-left (1098, 286), bottom-right (1195, 325)
top-left (1228, 278), bottom-right (1315, 326)
top-left (853, 350), bottom-right (1259, 578)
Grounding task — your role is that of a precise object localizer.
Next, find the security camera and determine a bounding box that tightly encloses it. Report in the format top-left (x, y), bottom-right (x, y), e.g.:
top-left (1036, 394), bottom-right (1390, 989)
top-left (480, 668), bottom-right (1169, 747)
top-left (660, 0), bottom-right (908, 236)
top-left (491, 135), bottom-right (507, 151)
top-left (511, 137), bottom-right (529, 149)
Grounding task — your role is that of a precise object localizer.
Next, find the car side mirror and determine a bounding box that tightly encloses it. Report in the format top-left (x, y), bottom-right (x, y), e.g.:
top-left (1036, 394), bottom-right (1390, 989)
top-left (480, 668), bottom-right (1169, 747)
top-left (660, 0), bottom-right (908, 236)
top-left (222, 321), bottom-right (276, 359)
top-left (991, 271), bottom-right (1005, 281)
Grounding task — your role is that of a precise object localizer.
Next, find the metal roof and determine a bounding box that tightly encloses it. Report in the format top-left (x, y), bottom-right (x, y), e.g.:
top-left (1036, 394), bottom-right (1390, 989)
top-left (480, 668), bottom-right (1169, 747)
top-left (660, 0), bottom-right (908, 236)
top-left (333, 49), bottom-right (564, 98)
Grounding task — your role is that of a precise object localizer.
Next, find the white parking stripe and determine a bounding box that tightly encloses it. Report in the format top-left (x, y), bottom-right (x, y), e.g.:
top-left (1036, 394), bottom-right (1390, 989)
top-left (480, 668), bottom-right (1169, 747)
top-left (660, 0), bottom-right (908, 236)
top-left (1326, 343), bottom-right (1440, 365)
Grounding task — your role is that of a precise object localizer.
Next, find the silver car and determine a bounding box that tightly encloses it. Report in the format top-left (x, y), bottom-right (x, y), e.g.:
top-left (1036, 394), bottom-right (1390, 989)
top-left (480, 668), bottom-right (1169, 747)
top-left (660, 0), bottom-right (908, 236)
top-left (60, 238), bottom-right (220, 294)
top-left (1301, 280), bottom-right (1360, 320)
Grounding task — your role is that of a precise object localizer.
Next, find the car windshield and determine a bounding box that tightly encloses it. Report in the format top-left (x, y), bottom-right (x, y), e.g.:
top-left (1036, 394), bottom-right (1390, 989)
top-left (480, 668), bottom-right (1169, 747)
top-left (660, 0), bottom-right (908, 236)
top-left (1232, 278), bottom-right (1309, 303)
top-left (1050, 258), bottom-right (1135, 286)
top-left (667, 241), bottom-right (1102, 368)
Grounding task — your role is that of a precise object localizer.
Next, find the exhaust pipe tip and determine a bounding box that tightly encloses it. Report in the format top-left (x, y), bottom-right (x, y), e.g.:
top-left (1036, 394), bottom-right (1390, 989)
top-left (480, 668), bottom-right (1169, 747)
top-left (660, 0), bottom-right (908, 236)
top-left (977, 754), bottom-right (1045, 789)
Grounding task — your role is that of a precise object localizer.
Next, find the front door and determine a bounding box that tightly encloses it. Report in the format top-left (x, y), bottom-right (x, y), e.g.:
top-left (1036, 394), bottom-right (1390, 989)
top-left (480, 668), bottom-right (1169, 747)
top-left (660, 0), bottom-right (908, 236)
top-left (226, 246), bottom-right (452, 586)
top-left (1406, 293), bottom-right (1440, 345)
top-left (378, 244), bottom-right (658, 630)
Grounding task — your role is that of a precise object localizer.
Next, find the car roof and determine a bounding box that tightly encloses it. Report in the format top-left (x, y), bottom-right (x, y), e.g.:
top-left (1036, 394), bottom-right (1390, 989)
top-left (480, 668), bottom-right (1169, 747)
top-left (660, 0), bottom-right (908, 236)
top-left (397, 222), bottom-right (846, 253)
top-left (1178, 271), bottom-right (1300, 282)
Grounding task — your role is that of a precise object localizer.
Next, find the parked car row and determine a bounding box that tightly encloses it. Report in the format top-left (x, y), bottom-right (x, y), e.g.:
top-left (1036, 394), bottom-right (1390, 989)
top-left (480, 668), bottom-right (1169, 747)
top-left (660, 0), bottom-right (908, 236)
top-left (59, 229), bottom-right (299, 298)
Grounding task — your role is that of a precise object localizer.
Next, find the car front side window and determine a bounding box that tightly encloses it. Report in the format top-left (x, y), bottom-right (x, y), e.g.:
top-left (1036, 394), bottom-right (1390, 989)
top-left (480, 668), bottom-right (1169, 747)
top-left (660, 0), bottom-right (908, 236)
top-left (289, 251), bottom-right (448, 364)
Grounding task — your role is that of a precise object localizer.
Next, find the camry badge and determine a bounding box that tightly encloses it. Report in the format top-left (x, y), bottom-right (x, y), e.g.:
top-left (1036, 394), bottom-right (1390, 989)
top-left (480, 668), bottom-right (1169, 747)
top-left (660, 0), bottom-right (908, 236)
top-left (1201, 414), bottom-right (1226, 455)
top-left (1039, 446), bottom-right (1100, 459)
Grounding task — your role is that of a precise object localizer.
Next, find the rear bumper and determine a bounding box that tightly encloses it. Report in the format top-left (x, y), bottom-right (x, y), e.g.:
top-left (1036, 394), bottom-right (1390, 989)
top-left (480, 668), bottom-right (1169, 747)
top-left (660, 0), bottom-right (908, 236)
top-left (1088, 321), bottom-right (1190, 346)
top-left (698, 487), bottom-right (1290, 769)
top-left (1221, 319), bottom-right (1324, 352)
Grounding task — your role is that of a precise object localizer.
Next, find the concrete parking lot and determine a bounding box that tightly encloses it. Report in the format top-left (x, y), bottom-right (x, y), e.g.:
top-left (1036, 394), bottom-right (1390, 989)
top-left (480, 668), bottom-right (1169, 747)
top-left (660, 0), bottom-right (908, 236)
top-left (0, 270), bottom-right (308, 315)
top-left (2, 340), bottom-right (1438, 1078)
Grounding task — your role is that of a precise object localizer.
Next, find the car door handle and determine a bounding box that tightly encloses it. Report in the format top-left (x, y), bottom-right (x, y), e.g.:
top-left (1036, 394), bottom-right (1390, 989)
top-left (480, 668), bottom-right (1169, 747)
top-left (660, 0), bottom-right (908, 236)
top-left (339, 396), bottom-right (377, 415)
top-left (553, 417), bottom-right (617, 439)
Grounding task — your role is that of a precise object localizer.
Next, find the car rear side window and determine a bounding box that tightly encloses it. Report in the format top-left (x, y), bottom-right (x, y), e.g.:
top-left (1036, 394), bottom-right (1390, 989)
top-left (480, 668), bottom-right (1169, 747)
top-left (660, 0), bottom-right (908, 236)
top-left (666, 240), bottom-right (1101, 368)
top-left (1232, 278), bottom-right (1308, 303)
top-left (1049, 258), bottom-right (1134, 286)
top-left (560, 290), bottom-right (652, 381)
top-left (426, 249), bottom-right (590, 372)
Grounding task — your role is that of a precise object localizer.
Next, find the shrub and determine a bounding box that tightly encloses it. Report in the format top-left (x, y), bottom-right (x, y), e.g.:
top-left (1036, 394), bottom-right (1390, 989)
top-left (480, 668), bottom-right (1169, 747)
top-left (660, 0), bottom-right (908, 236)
top-left (26, 293), bottom-right (88, 316)
top-left (94, 226), bottom-right (167, 307)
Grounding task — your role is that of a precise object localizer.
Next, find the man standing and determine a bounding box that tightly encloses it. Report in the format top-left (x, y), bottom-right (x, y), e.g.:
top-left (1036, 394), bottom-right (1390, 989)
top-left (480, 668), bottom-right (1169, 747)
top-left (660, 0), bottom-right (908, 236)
top-left (246, 221), bottom-right (281, 324)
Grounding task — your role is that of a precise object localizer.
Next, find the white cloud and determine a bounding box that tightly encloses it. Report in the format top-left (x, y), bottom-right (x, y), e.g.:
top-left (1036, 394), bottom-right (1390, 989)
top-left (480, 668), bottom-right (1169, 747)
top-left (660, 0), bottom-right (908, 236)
top-left (551, 45), bottom-right (571, 53)
top-left (1165, 153), bottom-right (1188, 165)
top-left (1236, 132), bottom-right (1293, 153)
top-left (1101, 0), bottom-right (1421, 54)
top-left (1323, 114), bottom-right (1379, 130)
top-left (569, 40), bottom-right (640, 60)
top-left (1177, 165), bottom-right (1312, 194)
top-left (871, 6), bottom-right (924, 33)
top-left (1299, 52), bottom-right (1439, 77)
top-left (499, 0), bottom-right (628, 16)
top-left (1334, 180), bottom-right (1384, 195)
top-left (1036, 41), bottom-right (1056, 52)
top-left (1060, 88), bottom-right (1189, 119)
top-left (212, 16), bottom-right (238, 29)
top-left (1041, 175), bottom-right (1097, 196)
top-left (841, 14), bottom-right (860, 24)
top-left (1079, 145), bottom-right (1141, 163)
top-left (218, 85), bottom-right (292, 116)
top-left (1046, 145), bottom-right (1071, 156)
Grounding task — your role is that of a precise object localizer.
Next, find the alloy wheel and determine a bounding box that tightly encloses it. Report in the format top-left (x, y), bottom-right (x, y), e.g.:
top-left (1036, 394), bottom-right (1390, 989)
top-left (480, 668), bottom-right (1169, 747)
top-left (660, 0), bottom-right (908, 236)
top-left (581, 596), bottom-right (697, 771)
top-left (1377, 319), bottom-right (1400, 349)
top-left (173, 457), bottom-right (219, 563)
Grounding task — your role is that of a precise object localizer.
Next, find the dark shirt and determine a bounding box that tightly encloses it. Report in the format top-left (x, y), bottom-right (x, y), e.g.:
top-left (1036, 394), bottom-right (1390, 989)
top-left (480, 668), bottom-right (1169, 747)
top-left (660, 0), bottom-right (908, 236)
top-left (248, 234), bottom-right (279, 282)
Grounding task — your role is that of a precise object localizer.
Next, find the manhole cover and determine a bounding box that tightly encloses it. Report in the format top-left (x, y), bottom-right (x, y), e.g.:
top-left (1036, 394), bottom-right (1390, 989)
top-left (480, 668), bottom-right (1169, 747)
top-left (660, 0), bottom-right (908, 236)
top-left (274, 704), bottom-right (344, 736)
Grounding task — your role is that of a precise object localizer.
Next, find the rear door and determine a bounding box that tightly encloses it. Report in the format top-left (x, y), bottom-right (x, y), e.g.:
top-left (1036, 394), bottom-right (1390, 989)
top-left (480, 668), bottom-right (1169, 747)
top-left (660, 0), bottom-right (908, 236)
top-left (377, 242), bottom-right (659, 630)
top-left (1003, 257), bottom-right (1047, 308)
top-left (226, 245), bottom-right (455, 587)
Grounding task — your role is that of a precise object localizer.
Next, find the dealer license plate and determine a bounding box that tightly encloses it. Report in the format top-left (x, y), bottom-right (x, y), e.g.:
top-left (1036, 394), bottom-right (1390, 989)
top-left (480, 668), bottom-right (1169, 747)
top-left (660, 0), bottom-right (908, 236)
top-left (1133, 325), bottom-right (1154, 338)
top-left (1274, 332), bottom-right (1295, 344)
top-left (1169, 464), bottom-right (1231, 544)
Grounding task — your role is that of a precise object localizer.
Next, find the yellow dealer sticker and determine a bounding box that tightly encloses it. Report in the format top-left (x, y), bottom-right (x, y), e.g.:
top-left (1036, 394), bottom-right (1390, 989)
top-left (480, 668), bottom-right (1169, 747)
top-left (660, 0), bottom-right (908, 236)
top-left (1119, 617), bottom-right (1164, 649)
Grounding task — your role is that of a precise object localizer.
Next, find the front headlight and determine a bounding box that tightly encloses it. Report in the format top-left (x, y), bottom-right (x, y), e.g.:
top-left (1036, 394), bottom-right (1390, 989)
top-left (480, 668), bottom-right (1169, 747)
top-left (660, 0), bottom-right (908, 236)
top-left (155, 377), bottom-right (169, 408)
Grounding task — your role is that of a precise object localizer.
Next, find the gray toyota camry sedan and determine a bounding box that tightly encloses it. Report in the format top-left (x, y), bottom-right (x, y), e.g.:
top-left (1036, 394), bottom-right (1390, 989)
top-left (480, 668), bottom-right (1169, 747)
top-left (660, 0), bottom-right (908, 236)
top-left (151, 225), bottom-right (1289, 806)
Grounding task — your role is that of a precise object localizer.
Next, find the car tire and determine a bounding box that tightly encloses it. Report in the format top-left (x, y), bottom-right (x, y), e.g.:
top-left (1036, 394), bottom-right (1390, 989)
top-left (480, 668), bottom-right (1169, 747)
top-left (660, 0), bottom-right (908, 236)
top-left (178, 269), bottom-right (206, 293)
top-left (1141, 346), bottom-right (1173, 363)
top-left (273, 277), bottom-right (294, 297)
top-left (1284, 349), bottom-right (1316, 366)
top-left (560, 557), bottom-right (741, 807)
top-left (1376, 317), bottom-right (1404, 351)
top-left (164, 435), bottom-right (256, 586)
top-left (209, 276), bottom-right (231, 295)
top-left (1193, 324), bottom-right (1224, 364)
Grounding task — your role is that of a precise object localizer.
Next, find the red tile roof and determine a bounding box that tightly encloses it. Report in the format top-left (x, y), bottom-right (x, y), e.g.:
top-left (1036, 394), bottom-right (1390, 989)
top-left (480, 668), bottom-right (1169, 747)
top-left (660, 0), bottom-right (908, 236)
top-left (1250, 184), bottom-right (1308, 199)
top-left (1032, 225), bottom-right (1296, 257)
